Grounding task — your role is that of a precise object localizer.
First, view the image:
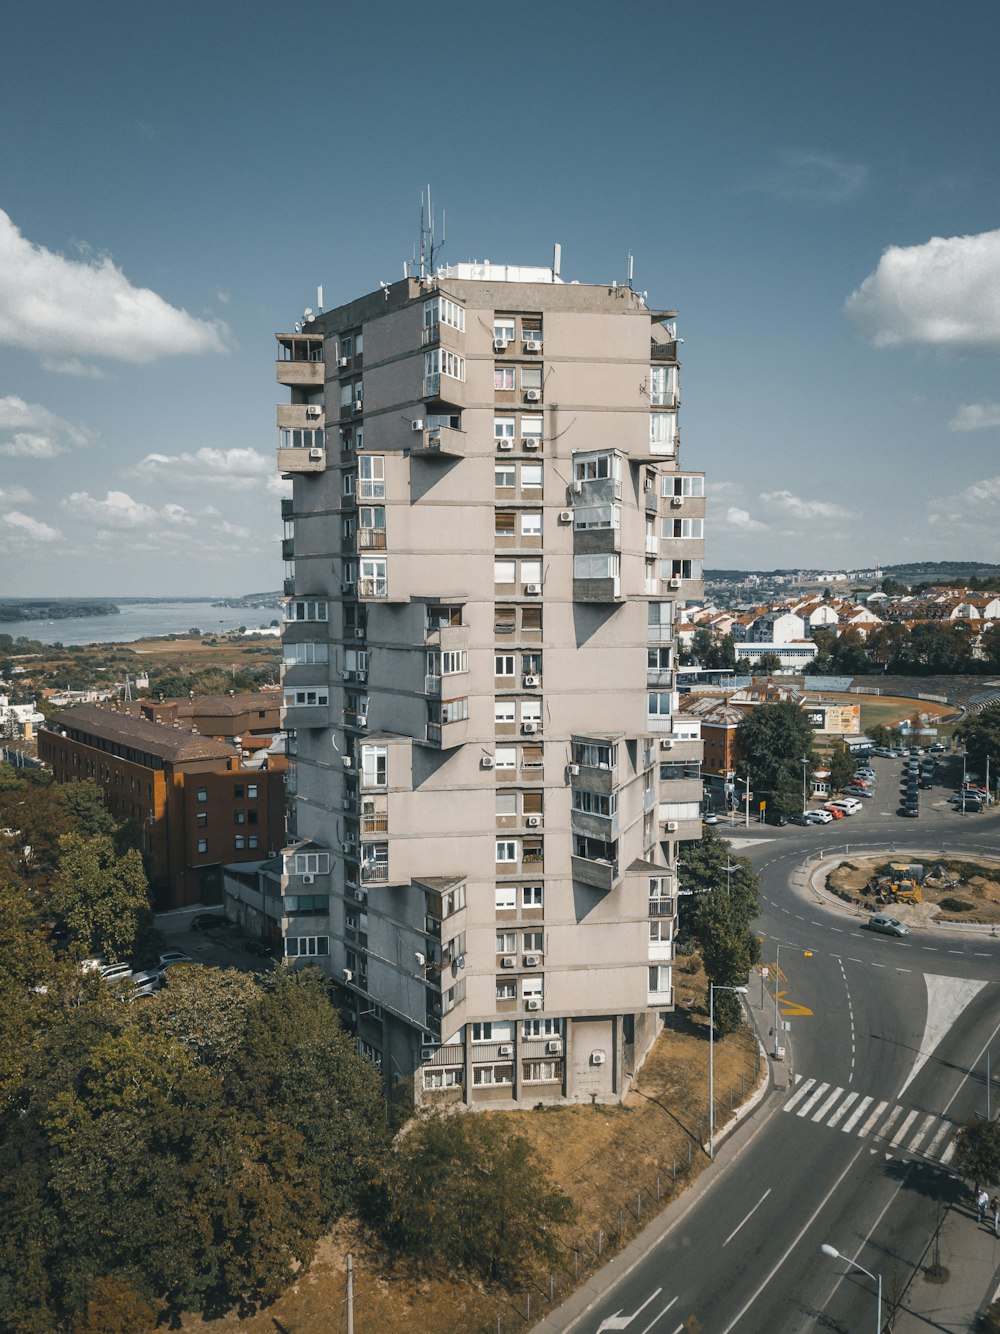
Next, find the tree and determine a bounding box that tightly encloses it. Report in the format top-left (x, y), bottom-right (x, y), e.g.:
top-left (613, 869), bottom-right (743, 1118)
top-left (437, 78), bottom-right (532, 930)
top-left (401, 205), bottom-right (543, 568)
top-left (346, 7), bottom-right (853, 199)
top-left (737, 700), bottom-right (815, 815)
top-left (71, 1277), bottom-right (157, 1334)
top-left (754, 651), bottom-right (783, 675)
top-left (953, 1119), bottom-right (1000, 1186)
top-left (827, 743), bottom-right (856, 794)
top-left (869, 724), bottom-right (893, 748)
top-left (958, 704), bottom-right (1000, 785)
top-left (381, 1112), bottom-right (575, 1282)
top-left (50, 834), bottom-right (154, 961)
top-left (142, 963), bottom-right (262, 1073)
top-left (57, 780), bottom-right (118, 839)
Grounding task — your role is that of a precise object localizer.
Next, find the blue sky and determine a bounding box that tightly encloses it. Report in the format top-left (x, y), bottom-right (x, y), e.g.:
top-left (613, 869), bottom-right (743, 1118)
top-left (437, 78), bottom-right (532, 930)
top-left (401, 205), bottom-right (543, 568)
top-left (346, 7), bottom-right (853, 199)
top-left (1, 0), bottom-right (998, 595)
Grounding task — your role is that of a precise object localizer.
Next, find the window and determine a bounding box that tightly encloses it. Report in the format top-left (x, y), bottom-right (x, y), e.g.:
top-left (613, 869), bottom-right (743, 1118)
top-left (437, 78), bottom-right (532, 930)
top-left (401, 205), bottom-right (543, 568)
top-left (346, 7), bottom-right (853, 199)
top-left (573, 789), bottom-right (617, 817)
top-left (424, 348), bottom-right (465, 382)
top-left (473, 1065), bottom-right (513, 1085)
top-left (473, 1021), bottom-right (512, 1042)
top-left (441, 650), bottom-right (467, 675)
top-left (494, 367), bottom-right (516, 391)
top-left (523, 930), bottom-right (543, 951)
top-left (284, 641), bottom-right (329, 666)
top-left (494, 416), bottom-right (516, 441)
top-left (649, 920), bottom-right (670, 942)
top-left (359, 557), bottom-right (387, 597)
top-left (521, 976), bottom-right (543, 999)
top-left (234, 835), bottom-right (246, 850)
top-left (442, 883), bottom-right (466, 916)
top-left (426, 604), bottom-right (463, 629)
top-left (521, 652), bottom-right (541, 674)
top-left (494, 559), bottom-right (516, 586)
top-left (648, 965), bottom-right (671, 993)
top-left (521, 512), bottom-right (542, 537)
top-left (521, 462), bottom-right (543, 489)
top-left (495, 463), bottom-right (516, 489)
top-left (523, 1060), bottom-right (562, 1082)
top-left (495, 746), bottom-right (516, 770)
top-left (279, 427), bottom-right (325, 450)
top-left (574, 553), bottom-right (620, 580)
top-left (522, 1017), bottom-right (562, 1038)
top-left (287, 851), bottom-right (331, 875)
top-left (197, 838), bottom-right (208, 854)
top-left (496, 840), bottom-right (517, 864)
top-left (495, 885), bottom-right (517, 911)
top-left (648, 647), bottom-right (672, 670)
top-left (496, 980), bottom-right (517, 1000)
top-left (664, 518), bottom-right (704, 539)
top-left (494, 700), bottom-right (515, 725)
top-left (521, 365), bottom-right (542, 391)
top-left (361, 744), bottom-right (387, 787)
top-left (521, 606), bottom-right (543, 634)
top-left (358, 455), bottom-right (385, 500)
top-left (284, 598), bottom-right (329, 623)
top-left (424, 1067), bottom-right (462, 1089)
top-left (249, 835), bottom-right (259, 849)
top-left (495, 654), bottom-right (516, 677)
top-left (283, 688), bottom-right (330, 707)
top-left (495, 510), bottom-right (516, 537)
top-left (650, 364), bottom-right (677, 406)
top-left (573, 451), bottom-right (617, 481)
top-left (196, 787), bottom-right (208, 802)
top-left (234, 810), bottom-right (246, 825)
top-left (663, 474), bottom-right (705, 498)
top-left (496, 792), bottom-right (517, 821)
top-left (423, 296), bottom-right (465, 332)
top-left (196, 812), bottom-right (208, 828)
top-left (521, 415), bottom-right (543, 443)
top-left (650, 413), bottom-right (677, 453)
top-left (285, 936), bottom-right (330, 957)
top-left (574, 504), bottom-right (620, 530)
top-left (494, 317), bottom-right (515, 343)
top-left (520, 699), bottom-right (542, 724)
top-left (648, 692), bottom-right (672, 718)
top-left (496, 931), bottom-right (517, 952)
top-left (662, 558), bottom-right (701, 580)
top-left (521, 559), bottom-right (542, 584)
top-left (522, 884), bottom-right (543, 908)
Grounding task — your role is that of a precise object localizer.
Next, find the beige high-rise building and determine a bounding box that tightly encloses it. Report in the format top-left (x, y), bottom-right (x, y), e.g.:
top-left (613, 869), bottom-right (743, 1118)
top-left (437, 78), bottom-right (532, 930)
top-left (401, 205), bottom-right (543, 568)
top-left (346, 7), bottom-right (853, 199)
top-left (268, 257), bottom-right (705, 1107)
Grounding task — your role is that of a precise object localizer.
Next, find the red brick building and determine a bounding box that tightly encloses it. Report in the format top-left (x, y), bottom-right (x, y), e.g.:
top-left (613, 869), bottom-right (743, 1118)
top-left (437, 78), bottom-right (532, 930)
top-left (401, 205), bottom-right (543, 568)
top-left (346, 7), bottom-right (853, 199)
top-left (38, 704), bottom-right (286, 910)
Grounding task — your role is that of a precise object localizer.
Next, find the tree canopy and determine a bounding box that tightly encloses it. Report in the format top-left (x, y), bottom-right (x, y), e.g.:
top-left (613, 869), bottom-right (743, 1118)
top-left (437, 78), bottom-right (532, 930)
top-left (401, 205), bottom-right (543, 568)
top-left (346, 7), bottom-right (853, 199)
top-left (958, 705), bottom-right (1000, 786)
top-left (737, 700), bottom-right (815, 816)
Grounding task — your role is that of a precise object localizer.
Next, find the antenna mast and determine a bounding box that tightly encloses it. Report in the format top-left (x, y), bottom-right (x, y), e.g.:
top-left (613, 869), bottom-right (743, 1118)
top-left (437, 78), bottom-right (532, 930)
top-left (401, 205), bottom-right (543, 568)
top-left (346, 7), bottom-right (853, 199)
top-left (411, 186), bottom-right (447, 279)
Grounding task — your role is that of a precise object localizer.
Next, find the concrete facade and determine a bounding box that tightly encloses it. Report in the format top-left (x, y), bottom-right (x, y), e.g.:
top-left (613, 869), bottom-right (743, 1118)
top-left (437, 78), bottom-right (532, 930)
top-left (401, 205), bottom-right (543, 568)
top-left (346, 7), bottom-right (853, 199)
top-left (261, 261), bottom-right (705, 1107)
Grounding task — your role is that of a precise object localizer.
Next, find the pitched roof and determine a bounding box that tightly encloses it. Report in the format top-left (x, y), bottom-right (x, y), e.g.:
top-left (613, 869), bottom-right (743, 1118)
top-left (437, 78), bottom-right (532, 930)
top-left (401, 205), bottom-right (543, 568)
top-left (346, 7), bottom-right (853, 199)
top-left (47, 704), bottom-right (236, 763)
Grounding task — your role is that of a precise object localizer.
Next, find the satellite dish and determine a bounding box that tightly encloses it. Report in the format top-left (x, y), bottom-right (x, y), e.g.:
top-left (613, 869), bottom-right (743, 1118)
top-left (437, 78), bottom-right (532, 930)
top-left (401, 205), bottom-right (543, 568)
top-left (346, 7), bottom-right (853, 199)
top-left (303, 307), bottom-right (314, 317)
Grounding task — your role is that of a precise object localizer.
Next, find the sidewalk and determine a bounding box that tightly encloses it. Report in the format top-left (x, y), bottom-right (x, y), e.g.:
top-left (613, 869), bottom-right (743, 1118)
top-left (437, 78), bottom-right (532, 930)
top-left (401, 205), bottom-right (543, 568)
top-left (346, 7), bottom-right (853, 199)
top-left (893, 1191), bottom-right (1000, 1332)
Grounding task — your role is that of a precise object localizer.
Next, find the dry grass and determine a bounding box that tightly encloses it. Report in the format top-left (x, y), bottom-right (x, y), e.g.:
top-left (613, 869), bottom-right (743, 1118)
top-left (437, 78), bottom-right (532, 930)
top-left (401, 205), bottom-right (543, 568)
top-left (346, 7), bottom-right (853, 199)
top-left (827, 855), bottom-right (1000, 925)
top-left (181, 956), bottom-right (762, 1334)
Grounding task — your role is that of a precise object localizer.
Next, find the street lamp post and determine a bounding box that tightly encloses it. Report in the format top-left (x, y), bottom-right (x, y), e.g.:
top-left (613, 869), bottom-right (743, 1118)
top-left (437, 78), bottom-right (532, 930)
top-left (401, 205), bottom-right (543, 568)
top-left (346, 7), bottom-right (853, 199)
top-left (802, 754), bottom-right (810, 814)
top-left (709, 983), bottom-right (748, 1158)
top-left (820, 1243), bottom-right (882, 1334)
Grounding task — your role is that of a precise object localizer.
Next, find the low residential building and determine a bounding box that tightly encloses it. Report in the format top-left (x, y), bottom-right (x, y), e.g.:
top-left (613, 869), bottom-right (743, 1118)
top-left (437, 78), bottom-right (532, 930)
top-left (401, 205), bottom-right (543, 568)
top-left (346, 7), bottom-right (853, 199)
top-left (38, 704), bottom-right (286, 909)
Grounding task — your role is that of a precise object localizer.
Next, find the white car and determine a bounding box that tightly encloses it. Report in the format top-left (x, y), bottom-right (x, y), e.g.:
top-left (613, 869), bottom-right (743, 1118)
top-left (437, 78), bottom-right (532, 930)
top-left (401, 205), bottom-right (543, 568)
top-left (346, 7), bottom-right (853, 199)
top-left (804, 809), bottom-right (833, 824)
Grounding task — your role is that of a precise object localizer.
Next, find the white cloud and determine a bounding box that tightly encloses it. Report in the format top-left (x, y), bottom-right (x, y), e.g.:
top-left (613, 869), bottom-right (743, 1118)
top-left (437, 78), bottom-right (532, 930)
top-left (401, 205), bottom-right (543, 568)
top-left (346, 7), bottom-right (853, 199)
top-left (949, 402), bottom-right (1000, 432)
top-left (128, 446), bottom-right (270, 491)
top-left (748, 150), bottom-right (867, 204)
top-left (759, 490), bottom-right (854, 521)
top-left (1, 510), bottom-right (60, 541)
top-left (0, 485), bottom-right (33, 503)
top-left (724, 507), bottom-right (768, 532)
top-left (845, 228), bottom-right (1000, 349)
top-left (0, 210), bottom-right (231, 369)
top-left (0, 394), bottom-right (92, 458)
top-left (63, 490), bottom-right (170, 529)
top-left (961, 476), bottom-right (1000, 505)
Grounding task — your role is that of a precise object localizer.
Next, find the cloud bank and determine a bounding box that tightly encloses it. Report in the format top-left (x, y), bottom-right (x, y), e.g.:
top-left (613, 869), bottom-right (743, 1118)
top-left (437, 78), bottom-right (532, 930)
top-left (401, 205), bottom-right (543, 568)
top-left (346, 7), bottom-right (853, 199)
top-left (0, 210), bottom-right (231, 369)
top-left (759, 490), bottom-right (854, 521)
top-left (949, 402), bottom-right (1000, 432)
top-left (2, 510), bottom-right (60, 541)
top-left (845, 228), bottom-right (1000, 349)
top-left (0, 395), bottom-right (92, 458)
top-left (128, 447), bottom-right (270, 491)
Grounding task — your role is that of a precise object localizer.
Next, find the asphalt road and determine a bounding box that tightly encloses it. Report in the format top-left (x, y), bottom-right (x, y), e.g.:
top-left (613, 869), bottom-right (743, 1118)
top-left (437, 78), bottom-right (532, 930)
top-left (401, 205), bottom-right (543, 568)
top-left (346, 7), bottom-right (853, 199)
top-left (552, 752), bottom-right (1000, 1333)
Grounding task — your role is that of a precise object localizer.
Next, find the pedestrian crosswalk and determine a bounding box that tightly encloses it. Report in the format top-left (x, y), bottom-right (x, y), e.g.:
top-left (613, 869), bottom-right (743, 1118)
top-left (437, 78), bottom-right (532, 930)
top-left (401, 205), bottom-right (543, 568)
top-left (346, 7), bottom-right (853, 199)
top-left (783, 1075), bottom-right (959, 1163)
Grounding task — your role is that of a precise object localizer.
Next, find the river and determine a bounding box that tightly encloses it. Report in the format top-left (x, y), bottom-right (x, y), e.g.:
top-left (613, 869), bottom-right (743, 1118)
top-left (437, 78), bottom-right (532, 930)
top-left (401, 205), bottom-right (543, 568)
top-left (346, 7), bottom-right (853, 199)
top-left (0, 600), bottom-right (281, 646)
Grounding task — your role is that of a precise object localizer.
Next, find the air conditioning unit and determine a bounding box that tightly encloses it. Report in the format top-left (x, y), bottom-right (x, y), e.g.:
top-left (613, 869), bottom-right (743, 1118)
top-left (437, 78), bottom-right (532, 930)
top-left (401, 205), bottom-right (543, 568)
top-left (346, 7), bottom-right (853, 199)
top-left (355, 628), bottom-right (366, 638)
top-left (353, 399), bottom-right (363, 413)
top-left (337, 356), bottom-right (349, 368)
top-left (523, 437), bottom-right (541, 450)
top-left (558, 510), bottom-right (573, 524)
top-left (411, 419), bottom-right (424, 432)
top-left (546, 1040), bottom-right (562, 1054)
top-left (481, 755), bottom-right (495, 769)
top-left (342, 797), bottom-right (352, 810)
top-left (526, 998), bottom-right (542, 1011)
top-left (525, 388), bottom-right (541, 402)
top-left (341, 841), bottom-right (357, 855)
top-left (525, 339), bottom-right (543, 352)
top-left (526, 816), bottom-right (542, 830)
top-left (497, 1043), bottom-right (514, 1056)
top-left (353, 889), bottom-right (367, 902)
top-left (666, 821), bottom-right (679, 832)
top-left (522, 722), bottom-right (538, 734)
top-left (493, 338), bottom-right (509, 352)
top-left (501, 956), bottom-right (516, 969)
top-left (302, 873), bottom-right (315, 885)
top-left (591, 1050), bottom-right (606, 1066)
top-left (525, 582), bottom-right (541, 595)
top-left (660, 738), bottom-right (674, 750)
top-left (306, 405), bottom-right (322, 418)
top-left (524, 674), bottom-right (540, 687)
top-left (671, 496), bottom-right (684, 507)
top-left (668, 578), bottom-right (682, 590)
top-left (498, 440), bottom-right (514, 452)
top-left (343, 968), bottom-right (354, 982)
top-left (572, 479), bottom-right (583, 494)
top-left (341, 669), bottom-right (352, 680)
top-left (567, 763), bottom-right (580, 776)
top-left (524, 953), bottom-right (540, 967)
top-left (420, 1047), bottom-right (437, 1061)
top-left (308, 447), bottom-right (324, 460)
top-left (342, 756), bottom-right (352, 767)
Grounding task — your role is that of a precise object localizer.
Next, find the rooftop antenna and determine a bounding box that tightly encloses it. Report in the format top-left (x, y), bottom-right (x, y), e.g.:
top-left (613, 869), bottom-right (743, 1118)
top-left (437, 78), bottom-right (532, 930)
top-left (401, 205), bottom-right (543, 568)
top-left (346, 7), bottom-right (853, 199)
top-left (123, 672), bottom-right (133, 703)
top-left (626, 250), bottom-right (634, 289)
top-left (411, 185), bottom-right (447, 279)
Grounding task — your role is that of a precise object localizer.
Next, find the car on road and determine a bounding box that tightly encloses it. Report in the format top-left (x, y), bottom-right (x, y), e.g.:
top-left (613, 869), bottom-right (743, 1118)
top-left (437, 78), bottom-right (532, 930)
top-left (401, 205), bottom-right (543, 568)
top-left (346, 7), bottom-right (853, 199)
top-left (804, 809), bottom-right (833, 824)
top-left (868, 913), bottom-right (910, 936)
top-left (191, 912), bottom-right (229, 931)
top-left (899, 806), bottom-right (920, 817)
top-left (929, 742), bottom-right (947, 753)
top-left (702, 812), bottom-right (719, 825)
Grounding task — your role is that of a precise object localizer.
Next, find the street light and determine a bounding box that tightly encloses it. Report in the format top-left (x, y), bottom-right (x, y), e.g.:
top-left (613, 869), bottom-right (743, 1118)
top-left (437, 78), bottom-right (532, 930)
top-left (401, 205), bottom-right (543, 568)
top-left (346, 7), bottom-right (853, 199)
top-left (801, 754), bottom-right (810, 814)
top-left (709, 983), bottom-right (748, 1159)
top-left (723, 862), bottom-right (740, 898)
top-left (820, 1243), bottom-right (882, 1334)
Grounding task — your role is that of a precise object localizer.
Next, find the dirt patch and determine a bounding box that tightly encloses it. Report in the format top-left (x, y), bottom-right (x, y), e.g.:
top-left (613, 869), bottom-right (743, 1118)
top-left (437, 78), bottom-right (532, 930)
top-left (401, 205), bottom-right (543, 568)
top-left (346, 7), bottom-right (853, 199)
top-left (826, 856), bottom-right (1000, 925)
top-left (177, 956), bottom-right (762, 1334)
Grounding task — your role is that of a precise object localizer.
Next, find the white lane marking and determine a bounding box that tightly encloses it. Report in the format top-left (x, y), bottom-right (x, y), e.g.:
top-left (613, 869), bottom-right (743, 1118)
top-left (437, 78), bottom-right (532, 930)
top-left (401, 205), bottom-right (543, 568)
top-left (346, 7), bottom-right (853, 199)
top-left (797, 1082), bottom-right (831, 1118)
top-left (899, 975), bottom-right (989, 1099)
top-left (907, 1113), bottom-right (938, 1153)
top-left (875, 1105), bottom-right (904, 1141)
top-left (722, 1189), bottom-right (772, 1248)
top-left (871, 962), bottom-right (886, 968)
top-left (890, 1109), bottom-right (919, 1149)
top-left (859, 1100), bottom-right (888, 1137)
top-left (830, 926), bottom-right (844, 933)
top-left (827, 1091), bottom-right (859, 1128)
top-left (925, 1121), bottom-right (953, 1158)
top-left (812, 1086), bottom-right (844, 1122)
top-left (941, 1139), bottom-right (957, 1165)
top-left (842, 1096), bottom-right (873, 1133)
top-left (597, 1287), bottom-right (662, 1331)
top-left (784, 1078), bottom-right (816, 1112)
top-left (640, 1296), bottom-right (678, 1334)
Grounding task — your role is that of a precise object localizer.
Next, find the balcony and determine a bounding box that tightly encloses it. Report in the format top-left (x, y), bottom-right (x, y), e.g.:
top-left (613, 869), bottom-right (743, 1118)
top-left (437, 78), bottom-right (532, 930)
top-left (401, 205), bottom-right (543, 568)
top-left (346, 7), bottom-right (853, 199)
top-left (277, 404), bottom-right (325, 429)
top-left (648, 940), bottom-right (674, 963)
top-left (422, 714), bottom-right (469, 750)
top-left (360, 809), bottom-right (388, 836)
top-left (276, 360), bottom-right (324, 388)
top-left (358, 530), bottom-right (387, 551)
top-left (422, 374), bottom-right (466, 408)
top-left (573, 576), bottom-right (623, 604)
top-left (413, 425), bottom-right (466, 459)
top-left (343, 708), bottom-right (369, 731)
top-left (650, 339), bottom-right (678, 361)
top-left (277, 446), bottom-right (326, 474)
top-left (360, 858), bottom-right (389, 884)
top-left (570, 809), bottom-right (620, 841)
top-left (646, 668), bottom-right (673, 688)
top-left (423, 623), bottom-right (469, 652)
top-left (649, 896), bottom-right (675, 918)
top-left (571, 855), bottom-right (620, 893)
top-left (647, 986), bottom-right (674, 1009)
top-left (357, 576), bottom-right (388, 600)
top-left (281, 700), bottom-right (330, 730)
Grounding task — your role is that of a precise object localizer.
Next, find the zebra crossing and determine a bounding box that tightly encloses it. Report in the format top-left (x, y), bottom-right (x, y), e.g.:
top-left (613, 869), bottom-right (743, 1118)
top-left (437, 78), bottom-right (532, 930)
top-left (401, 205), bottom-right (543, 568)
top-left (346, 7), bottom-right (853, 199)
top-left (783, 1075), bottom-right (959, 1163)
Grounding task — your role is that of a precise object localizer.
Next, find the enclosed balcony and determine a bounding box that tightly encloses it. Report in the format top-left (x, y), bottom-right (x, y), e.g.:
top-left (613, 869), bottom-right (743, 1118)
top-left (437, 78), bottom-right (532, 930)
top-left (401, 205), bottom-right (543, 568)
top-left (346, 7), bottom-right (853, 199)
top-left (277, 403), bottom-right (325, 430)
top-left (281, 690), bottom-right (330, 730)
top-left (276, 333), bottom-right (324, 387)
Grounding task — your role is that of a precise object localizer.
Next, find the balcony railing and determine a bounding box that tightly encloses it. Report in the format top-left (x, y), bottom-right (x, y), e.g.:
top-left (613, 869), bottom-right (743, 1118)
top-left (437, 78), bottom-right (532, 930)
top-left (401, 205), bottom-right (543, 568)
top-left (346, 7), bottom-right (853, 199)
top-left (361, 860), bottom-right (389, 883)
top-left (361, 811), bottom-right (388, 835)
top-left (649, 897), bottom-right (675, 918)
top-left (357, 577), bottom-right (388, 599)
top-left (358, 530), bottom-right (386, 550)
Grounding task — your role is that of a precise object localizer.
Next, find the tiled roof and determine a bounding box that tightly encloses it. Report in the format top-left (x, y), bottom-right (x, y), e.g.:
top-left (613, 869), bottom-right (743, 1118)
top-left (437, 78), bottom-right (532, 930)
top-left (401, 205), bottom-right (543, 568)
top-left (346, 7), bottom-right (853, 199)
top-left (47, 704), bottom-right (235, 762)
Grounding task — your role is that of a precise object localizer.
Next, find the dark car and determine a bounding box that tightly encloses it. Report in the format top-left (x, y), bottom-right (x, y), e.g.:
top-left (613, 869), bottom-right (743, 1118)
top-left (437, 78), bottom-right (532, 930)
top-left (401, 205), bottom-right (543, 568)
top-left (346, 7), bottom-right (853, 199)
top-left (899, 806), bottom-right (920, 817)
top-left (191, 912), bottom-right (229, 931)
top-left (789, 813), bottom-right (811, 826)
top-left (766, 812), bottom-right (789, 826)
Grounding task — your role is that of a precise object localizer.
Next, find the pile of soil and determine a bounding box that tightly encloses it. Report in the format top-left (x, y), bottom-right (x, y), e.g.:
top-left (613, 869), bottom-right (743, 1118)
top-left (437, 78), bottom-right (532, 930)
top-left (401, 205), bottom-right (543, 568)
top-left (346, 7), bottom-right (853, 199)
top-left (826, 856), bottom-right (1000, 925)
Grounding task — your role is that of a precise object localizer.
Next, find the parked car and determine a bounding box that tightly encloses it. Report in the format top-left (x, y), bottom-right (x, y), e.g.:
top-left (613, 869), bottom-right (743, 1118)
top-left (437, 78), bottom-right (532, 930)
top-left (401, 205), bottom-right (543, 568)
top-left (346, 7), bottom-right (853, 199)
top-left (99, 962), bottom-right (134, 984)
top-left (765, 812), bottom-right (789, 827)
top-left (789, 813), bottom-right (812, 825)
top-left (822, 804), bottom-right (845, 819)
top-left (929, 742), bottom-right (947, 753)
top-left (828, 798), bottom-right (862, 816)
top-left (868, 914), bottom-right (910, 937)
top-left (804, 809), bottom-right (834, 824)
top-left (854, 768), bottom-right (876, 780)
top-left (873, 746), bottom-right (894, 757)
top-left (159, 950), bottom-right (192, 967)
top-left (131, 968), bottom-right (165, 990)
top-left (843, 785), bottom-right (874, 798)
top-left (191, 912), bottom-right (229, 931)
top-left (899, 806), bottom-right (920, 817)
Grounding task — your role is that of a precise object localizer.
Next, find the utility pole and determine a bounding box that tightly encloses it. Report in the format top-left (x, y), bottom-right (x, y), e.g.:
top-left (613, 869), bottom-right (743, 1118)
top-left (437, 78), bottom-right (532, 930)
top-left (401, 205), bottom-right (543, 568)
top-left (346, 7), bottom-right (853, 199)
top-left (773, 942), bottom-right (781, 1053)
top-left (346, 1252), bottom-right (354, 1334)
top-left (744, 771), bottom-right (751, 828)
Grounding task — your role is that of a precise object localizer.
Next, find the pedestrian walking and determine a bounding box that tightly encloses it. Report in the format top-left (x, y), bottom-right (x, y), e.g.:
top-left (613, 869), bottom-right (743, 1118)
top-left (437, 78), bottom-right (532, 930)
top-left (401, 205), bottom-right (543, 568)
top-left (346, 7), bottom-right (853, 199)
top-left (992, 1197), bottom-right (999, 1236)
top-left (977, 1188), bottom-right (989, 1221)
